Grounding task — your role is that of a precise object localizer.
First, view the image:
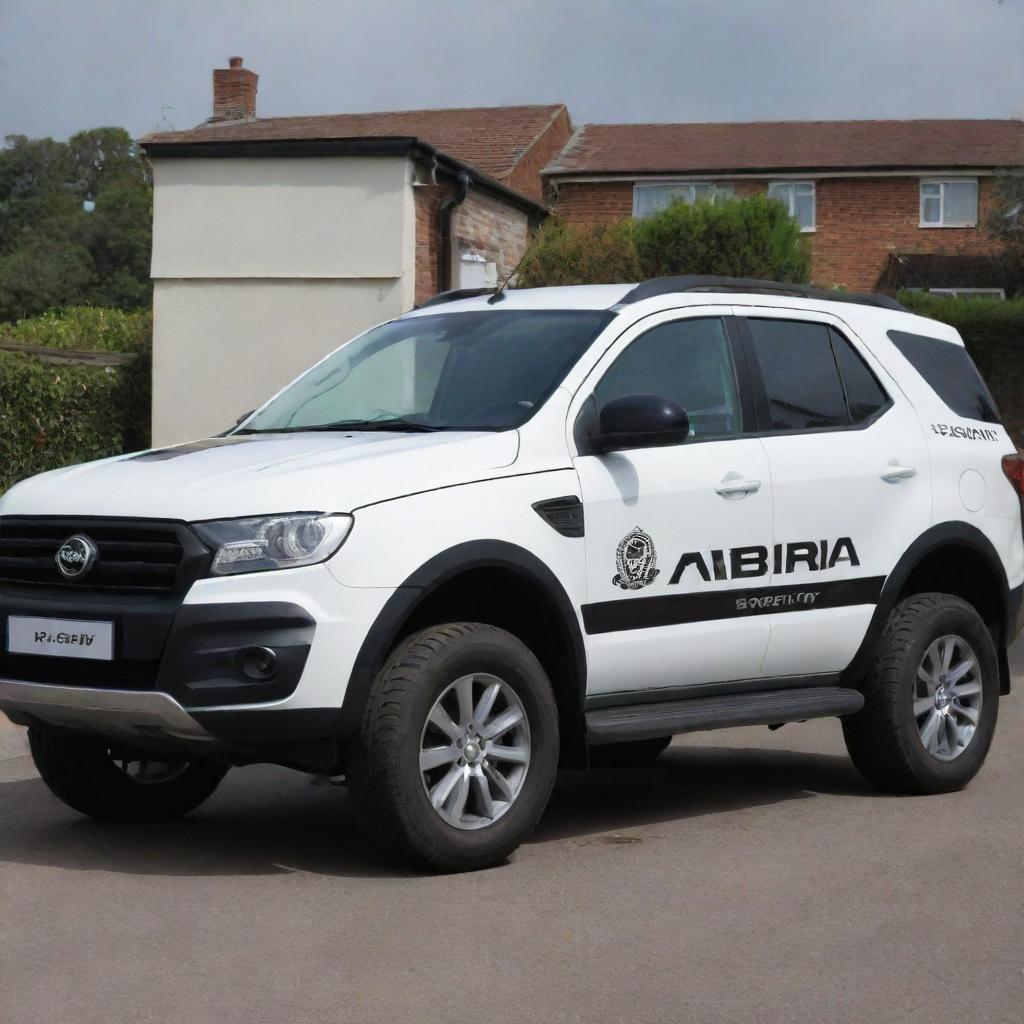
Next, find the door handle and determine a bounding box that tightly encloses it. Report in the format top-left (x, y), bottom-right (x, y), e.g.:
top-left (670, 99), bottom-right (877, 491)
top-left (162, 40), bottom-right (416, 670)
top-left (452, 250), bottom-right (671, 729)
top-left (716, 477), bottom-right (761, 497)
top-left (880, 462), bottom-right (917, 482)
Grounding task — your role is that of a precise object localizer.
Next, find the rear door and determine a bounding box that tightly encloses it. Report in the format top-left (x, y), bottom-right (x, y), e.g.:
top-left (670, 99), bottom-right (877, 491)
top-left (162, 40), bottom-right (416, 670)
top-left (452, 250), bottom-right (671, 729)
top-left (570, 308), bottom-right (774, 698)
top-left (734, 307), bottom-right (930, 676)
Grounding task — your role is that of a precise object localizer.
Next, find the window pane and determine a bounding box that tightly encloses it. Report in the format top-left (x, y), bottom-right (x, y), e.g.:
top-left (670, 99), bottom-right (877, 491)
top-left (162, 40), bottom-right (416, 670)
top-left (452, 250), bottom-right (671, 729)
top-left (921, 182), bottom-right (941, 223)
top-left (767, 182), bottom-right (791, 211)
top-left (596, 318), bottom-right (740, 438)
top-left (748, 319), bottom-right (848, 431)
top-left (943, 181), bottom-right (977, 224)
top-left (888, 330), bottom-right (999, 423)
top-left (634, 184), bottom-right (698, 217)
top-left (830, 328), bottom-right (888, 422)
top-left (794, 190), bottom-right (814, 229)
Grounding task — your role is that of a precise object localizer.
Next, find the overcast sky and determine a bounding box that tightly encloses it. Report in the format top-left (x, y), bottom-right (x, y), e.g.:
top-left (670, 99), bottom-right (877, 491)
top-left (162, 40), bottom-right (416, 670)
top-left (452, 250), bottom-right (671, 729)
top-left (1, 0), bottom-right (1022, 141)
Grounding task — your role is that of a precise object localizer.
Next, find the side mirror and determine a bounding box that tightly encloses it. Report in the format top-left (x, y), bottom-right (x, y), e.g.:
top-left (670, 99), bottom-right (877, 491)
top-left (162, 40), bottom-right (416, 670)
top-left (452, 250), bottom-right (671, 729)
top-left (590, 394), bottom-right (690, 454)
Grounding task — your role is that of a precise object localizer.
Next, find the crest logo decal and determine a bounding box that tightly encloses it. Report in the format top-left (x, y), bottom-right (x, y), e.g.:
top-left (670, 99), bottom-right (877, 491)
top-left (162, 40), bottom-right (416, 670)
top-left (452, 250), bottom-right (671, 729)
top-left (612, 527), bottom-right (660, 590)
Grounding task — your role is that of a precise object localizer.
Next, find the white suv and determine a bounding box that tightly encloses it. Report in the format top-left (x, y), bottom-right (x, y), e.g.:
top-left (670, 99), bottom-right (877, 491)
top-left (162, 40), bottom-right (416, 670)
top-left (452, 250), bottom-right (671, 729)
top-left (2, 277), bottom-right (1022, 871)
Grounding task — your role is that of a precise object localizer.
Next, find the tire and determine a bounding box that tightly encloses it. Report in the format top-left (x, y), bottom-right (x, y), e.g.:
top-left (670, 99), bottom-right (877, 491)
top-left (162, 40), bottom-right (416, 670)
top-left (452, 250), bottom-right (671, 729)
top-left (842, 593), bottom-right (999, 795)
top-left (589, 735), bottom-right (672, 767)
top-left (28, 728), bottom-right (229, 822)
top-left (347, 623), bottom-right (560, 872)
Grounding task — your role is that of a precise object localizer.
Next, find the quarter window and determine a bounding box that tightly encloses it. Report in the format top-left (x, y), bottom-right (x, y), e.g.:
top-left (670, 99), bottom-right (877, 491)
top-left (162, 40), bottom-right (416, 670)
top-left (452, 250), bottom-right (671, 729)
top-left (595, 317), bottom-right (740, 439)
top-left (633, 183), bottom-right (736, 218)
top-left (767, 182), bottom-right (816, 231)
top-left (920, 179), bottom-right (978, 227)
top-left (888, 329), bottom-right (998, 423)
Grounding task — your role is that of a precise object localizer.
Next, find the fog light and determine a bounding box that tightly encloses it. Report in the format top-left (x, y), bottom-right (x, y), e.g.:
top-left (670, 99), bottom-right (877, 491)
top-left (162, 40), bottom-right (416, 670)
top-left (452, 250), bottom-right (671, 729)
top-left (240, 646), bottom-right (278, 680)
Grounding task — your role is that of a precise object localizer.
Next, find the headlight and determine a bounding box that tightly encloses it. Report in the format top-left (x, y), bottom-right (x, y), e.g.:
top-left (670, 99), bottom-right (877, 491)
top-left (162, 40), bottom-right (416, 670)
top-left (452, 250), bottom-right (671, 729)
top-left (193, 513), bottom-right (353, 576)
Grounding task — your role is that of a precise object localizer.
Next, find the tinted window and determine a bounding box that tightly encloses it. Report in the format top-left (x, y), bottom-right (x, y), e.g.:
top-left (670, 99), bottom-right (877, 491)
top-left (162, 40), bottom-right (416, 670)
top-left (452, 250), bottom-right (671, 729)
top-left (747, 319), bottom-right (847, 431)
top-left (595, 317), bottom-right (740, 439)
top-left (830, 328), bottom-right (889, 423)
top-left (888, 330), bottom-right (999, 423)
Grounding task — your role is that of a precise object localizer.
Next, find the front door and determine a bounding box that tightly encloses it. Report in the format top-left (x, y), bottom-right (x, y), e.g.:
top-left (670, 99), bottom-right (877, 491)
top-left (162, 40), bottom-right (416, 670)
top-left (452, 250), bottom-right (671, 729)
top-left (571, 311), bottom-right (774, 698)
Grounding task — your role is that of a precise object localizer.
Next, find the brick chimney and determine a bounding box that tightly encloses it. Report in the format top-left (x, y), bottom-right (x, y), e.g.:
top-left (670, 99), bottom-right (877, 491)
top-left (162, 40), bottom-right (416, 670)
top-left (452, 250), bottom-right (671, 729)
top-left (211, 56), bottom-right (258, 121)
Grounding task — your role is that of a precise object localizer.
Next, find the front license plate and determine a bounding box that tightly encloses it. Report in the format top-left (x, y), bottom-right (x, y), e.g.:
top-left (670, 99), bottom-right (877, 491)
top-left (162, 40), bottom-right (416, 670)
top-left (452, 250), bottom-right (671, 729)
top-left (7, 615), bottom-right (114, 661)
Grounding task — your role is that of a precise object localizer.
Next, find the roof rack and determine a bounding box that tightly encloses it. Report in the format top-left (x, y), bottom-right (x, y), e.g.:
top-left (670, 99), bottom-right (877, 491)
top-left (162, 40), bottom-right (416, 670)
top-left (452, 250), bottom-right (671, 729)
top-left (417, 287), bottom-right (496, 309)
top-left (618, 276), bottom-right (908, 313)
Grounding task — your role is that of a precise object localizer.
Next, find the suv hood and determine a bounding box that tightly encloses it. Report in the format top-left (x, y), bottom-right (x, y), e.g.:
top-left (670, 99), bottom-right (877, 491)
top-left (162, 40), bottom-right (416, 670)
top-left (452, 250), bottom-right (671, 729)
top-left (0, 431), bottom-right (520, 521)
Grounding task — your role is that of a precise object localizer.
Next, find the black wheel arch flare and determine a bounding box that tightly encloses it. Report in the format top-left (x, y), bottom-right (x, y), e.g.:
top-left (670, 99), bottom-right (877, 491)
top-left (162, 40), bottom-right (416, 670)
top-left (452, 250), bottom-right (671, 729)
top-left (341, 540), bottom-right (588, 737)
top-left (842, 521), bottom-right (1019, 695)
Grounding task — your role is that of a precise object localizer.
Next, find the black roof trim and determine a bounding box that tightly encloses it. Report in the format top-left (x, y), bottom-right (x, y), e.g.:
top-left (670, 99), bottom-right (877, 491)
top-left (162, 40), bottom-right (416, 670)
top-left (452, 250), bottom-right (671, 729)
top-left (618, 276), bottom-right (908, 312)
top-left (141, 135), bottom-right (550, 218)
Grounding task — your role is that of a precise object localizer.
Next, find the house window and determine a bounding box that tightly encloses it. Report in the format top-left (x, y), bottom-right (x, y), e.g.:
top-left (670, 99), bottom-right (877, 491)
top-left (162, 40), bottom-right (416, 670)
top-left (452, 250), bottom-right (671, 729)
top-left (767, 181), bottom-right (815, 232)
top-left (633, 182), bottom-right (735, 218)
top-left (920, 180), bottom-right (978, 227)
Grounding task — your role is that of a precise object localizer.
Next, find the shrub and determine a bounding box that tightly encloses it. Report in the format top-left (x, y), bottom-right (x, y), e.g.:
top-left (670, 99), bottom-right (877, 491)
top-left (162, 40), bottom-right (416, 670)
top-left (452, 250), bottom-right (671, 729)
top-left (0, 306), bottom-right (151, 494)
top-left (634, 195), bottom-right (810, 282)
top-left (898, 291), bottom-right (1024, 440)
top-left (516, 218), bottom-right (642, 287)
top-left (516, 196), bottom-right (811, 288)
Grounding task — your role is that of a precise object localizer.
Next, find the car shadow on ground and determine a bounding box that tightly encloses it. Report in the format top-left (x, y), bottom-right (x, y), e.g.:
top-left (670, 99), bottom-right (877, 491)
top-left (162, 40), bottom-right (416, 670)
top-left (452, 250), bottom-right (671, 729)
top-left (0, 742), bottom-right (872, 880)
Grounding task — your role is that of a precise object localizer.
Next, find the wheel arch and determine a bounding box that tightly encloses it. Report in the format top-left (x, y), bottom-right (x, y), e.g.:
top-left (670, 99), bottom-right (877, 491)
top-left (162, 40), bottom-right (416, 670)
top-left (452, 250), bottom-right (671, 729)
top-left (341, 541), bottom-right (589, 764)
top-left (842, 522), bottom-right (1016, 695)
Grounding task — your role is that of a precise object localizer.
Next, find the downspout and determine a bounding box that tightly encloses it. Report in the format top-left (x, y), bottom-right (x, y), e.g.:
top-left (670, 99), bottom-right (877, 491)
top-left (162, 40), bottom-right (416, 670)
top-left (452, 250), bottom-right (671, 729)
top-left (436, 169), bottom-right (471, 293)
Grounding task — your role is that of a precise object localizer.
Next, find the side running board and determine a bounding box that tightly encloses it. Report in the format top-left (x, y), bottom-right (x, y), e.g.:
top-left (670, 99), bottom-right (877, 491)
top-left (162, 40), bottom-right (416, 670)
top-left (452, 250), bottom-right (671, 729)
top-left (586, 686), bottom-right (864, 745)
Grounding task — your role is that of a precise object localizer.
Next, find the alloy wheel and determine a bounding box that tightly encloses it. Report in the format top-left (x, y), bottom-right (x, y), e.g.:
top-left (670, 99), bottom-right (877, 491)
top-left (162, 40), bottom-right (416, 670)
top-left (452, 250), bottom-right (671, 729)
top-left (913, 634), bottom-right (983, 762)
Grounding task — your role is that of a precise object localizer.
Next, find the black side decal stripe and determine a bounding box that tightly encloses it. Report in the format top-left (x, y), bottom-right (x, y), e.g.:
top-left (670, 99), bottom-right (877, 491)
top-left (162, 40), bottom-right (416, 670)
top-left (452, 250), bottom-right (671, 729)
top-left (581, 576), bottom-right (886, 635)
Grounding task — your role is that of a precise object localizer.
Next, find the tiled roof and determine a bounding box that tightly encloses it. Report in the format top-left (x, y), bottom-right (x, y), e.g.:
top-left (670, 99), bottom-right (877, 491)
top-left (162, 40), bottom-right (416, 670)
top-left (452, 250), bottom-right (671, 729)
top-left (544, 119), bottom-right (1024, 176)
top-left (142, 104), bottom-right (567, 182)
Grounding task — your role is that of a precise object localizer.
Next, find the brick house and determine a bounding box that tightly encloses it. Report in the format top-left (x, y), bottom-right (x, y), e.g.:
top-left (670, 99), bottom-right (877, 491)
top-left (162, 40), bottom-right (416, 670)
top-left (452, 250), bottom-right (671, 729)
top-left (140, 58), bottom-right (569, 443)
top-left (543, 119), bottom-right (1024, 292)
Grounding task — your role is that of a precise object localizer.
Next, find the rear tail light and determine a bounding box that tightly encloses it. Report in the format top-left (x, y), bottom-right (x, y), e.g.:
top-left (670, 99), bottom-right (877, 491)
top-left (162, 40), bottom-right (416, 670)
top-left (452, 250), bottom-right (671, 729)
top-left (1002, 454), bottom-right (1024, 496)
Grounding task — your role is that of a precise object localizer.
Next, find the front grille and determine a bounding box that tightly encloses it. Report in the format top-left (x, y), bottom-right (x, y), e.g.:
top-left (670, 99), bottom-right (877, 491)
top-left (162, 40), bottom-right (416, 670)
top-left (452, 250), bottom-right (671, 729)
top-left (0, 519), bottom-right (204, 594)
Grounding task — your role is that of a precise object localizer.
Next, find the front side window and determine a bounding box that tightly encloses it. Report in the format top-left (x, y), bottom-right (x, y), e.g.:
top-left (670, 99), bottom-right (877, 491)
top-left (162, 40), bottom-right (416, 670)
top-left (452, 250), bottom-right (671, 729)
top-left (767, 181), bottom-right (816, 231)
top-left (239, 309), bottom-right (613, 434)
top-left (920, 179), bottom-right (978, 227)
top-left (633, 182), bottom-right (736, 218)
top-left (595, 317), bottom-right (740, 439)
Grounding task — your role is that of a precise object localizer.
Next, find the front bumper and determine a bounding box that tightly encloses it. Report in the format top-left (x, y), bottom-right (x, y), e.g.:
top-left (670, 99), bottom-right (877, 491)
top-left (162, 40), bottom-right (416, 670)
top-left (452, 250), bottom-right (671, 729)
top-left (0, 677), bottom-right (213, 744)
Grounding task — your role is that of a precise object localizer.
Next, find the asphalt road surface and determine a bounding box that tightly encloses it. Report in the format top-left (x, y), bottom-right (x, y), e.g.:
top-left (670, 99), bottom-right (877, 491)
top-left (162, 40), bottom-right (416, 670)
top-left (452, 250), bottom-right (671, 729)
top-left (2, 641), bottom-right (1022, 1024)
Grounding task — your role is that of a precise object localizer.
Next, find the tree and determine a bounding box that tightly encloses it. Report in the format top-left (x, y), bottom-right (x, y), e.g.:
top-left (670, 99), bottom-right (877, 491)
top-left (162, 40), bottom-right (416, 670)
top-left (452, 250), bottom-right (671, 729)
top-left (516, 195), bottom-right (811, 289)
top-left (987, 170), bottom-right (1024, 267)
top-left (0, 128), bottom-right (152, 321)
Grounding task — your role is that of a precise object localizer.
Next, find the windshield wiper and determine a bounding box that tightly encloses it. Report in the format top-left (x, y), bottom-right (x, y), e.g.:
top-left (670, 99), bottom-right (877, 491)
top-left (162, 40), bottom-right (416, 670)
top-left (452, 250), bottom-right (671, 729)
top-left (237, 418), bottom-right (444, 435)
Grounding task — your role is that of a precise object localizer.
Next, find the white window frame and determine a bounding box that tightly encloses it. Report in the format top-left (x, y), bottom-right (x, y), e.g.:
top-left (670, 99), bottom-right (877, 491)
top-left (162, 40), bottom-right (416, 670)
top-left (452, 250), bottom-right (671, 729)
top-left (919, 178), bottom-right (978, 228)
top-left (632, 181), bottom-right (735, 218)
top-left (767, 181), bottom-right (816, 232)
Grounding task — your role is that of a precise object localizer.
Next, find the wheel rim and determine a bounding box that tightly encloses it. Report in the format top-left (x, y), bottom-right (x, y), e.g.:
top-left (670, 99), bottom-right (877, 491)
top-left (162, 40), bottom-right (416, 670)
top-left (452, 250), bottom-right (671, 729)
top-left (109, 752), bottom-right (189, 785)
top-left (913, 634), bottom-right (983, 762)
top-left (419, 672), bottom-right (531, 831)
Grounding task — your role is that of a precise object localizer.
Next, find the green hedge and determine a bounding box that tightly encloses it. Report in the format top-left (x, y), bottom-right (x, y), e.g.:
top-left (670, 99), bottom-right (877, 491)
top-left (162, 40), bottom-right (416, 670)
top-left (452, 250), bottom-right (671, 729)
top-left (0, 307), bottom-right (151, 495)
top-left (898, 292), bottom-right (1024, 439)
top-left (516, 196), bottom-right (810, 288)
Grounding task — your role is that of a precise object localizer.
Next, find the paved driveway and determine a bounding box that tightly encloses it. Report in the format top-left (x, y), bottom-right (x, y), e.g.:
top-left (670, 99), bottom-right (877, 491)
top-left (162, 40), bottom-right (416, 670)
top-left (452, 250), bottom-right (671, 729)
top-left (2, 641), bottom-right (1022, 1024)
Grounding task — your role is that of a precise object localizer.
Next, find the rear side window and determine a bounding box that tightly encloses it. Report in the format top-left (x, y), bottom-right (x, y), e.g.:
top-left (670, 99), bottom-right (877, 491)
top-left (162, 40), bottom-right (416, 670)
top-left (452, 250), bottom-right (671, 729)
top-left (888, 330), bottom-right (999, 423)
top-left (829, 328), bottom-right (889, 423)
top-left (747, 319), bottom-right (848, 430)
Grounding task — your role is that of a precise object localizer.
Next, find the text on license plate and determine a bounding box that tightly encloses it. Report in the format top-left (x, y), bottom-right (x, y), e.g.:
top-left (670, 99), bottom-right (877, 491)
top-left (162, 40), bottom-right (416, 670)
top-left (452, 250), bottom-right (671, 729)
top-left (7, 615), bottom-right (114, 661)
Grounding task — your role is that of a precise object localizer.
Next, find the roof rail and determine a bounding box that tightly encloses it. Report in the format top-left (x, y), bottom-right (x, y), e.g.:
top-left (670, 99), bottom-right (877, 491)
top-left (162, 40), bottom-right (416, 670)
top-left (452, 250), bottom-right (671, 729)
top-left (417, 287), bottom-right (496, 309)
top-left (618, 276), bottom-right (908, 313)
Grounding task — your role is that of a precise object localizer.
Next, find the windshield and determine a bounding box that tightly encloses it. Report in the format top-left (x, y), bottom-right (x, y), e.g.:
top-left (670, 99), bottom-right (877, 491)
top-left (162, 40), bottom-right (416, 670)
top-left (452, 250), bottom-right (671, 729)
top-left (239, 309), bottom-right (614, 434)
